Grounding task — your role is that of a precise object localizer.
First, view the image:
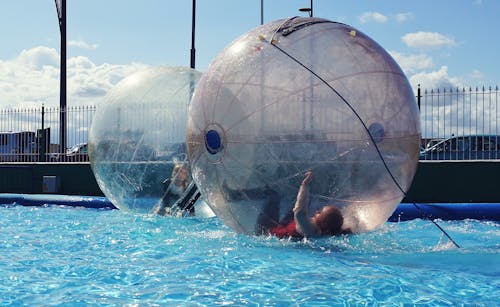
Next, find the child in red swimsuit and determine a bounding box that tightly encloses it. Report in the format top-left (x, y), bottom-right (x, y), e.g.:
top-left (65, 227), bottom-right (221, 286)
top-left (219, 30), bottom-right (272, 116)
top-left (268, 171), bottom-right (350, 238)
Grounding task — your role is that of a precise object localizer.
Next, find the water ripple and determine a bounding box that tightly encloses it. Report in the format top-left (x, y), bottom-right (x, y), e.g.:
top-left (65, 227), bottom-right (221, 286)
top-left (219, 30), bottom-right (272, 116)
top-left (0, 206), bottom-right (498, 305)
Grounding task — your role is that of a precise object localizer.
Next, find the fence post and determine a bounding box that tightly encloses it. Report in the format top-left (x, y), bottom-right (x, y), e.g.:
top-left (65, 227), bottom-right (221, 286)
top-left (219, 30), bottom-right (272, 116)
top-left (39, 105), bottom-right (46, 162)
top-left (417, 84), bottom-right (421, 110)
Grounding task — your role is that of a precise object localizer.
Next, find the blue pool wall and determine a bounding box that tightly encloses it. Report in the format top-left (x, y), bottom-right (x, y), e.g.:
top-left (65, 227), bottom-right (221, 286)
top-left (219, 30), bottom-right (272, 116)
top-left (0, 193), bottom-right (115, 210)
top-left (3, 161), bottom-right (500, 204)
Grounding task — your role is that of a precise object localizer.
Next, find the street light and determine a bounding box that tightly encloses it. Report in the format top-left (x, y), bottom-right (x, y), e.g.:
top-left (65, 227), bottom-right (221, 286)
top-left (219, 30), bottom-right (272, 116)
top-left (298, 0), bottom-right (314, 130)
top-left (54, 0), bottom-right (67, 153)
top-left (298, 0), bottom-right (313, 17)
top-left (261, 0), bottom-right (264, 25)
top-left (190, 0), bottom-right (196, 69)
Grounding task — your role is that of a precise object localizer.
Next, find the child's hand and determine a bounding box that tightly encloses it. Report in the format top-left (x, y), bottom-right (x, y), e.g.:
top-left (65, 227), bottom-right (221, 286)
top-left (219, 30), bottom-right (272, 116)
top-left (301, 171), bottom-right (313, 186)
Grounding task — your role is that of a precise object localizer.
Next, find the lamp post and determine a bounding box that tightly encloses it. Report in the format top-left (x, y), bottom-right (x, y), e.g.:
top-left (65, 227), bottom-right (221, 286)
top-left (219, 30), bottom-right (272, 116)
top-left (298, 0), bottom-right (314, 130)
top-left (54, 0), bottom-right (67, 154)
top-left (299, 0), bottom-right (313, 17)
top-left (190, 0), bottom-right (196, 69)
top-left (261, 0), bottom-right (264, 25)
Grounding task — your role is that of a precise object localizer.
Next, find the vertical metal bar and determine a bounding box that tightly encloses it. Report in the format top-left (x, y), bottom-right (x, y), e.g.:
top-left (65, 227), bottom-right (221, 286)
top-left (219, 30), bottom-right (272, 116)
top-left (417, 84), bottom-right (421, 110)
top-left (488, 86), bottom-right (491, 136)
top-left (430, 89), bottom-right (435, 159)
top-left (448, 87), bottom-right (458, 160)
top-left (15, 108), bottom-right (18, 161)
top-left (455, 87), bottom-right (464, 136)
top-left (422, 88), bottom-right (426, 158)
top-left (190, 0), bottom-right (196, 69)
top-left (446, 88), bottom-right (452, 159)
top-left (475, 86), bottom-right (479, 138)
top-left (419, 89), bottom-right (422, 156)
top-left (41, 105), bottom-right (46, 162)
top-left (302, 92), bottom-right (306, 130)
top-left (482, 86), bottom-right (485, 141)
top-left (488, 86), bottom-right (491, 159)
top-left (496, 85), bottom-right (499, 159)
top-left (469, 87), bottom-right (473, 158)
top-left (458, 88), bottom-right (462, 159)
top-left (437, 88), bottom-right (441, 159)
top-left (261, 0), bottom-right (264, 25)
top-left (450, 88), bottom-right (455, 159)
top-left (58, 0), bottom-right (67, 154)
top-left (443, 88), bottom-right (453, 141)
top-left (76, 106), bottom-right (79, 161)
top-left (20, 109), bottom-right (23, 162)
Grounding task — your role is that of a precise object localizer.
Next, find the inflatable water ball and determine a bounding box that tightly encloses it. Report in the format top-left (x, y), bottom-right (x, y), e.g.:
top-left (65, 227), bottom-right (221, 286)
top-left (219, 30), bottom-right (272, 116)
top-left (187, 17), bottom-right (421, 235)
top-left (89, 66), bottom-right (211, 216)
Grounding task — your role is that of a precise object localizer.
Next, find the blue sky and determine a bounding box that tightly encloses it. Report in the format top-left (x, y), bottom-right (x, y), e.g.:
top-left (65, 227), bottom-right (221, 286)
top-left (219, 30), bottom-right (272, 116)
top-left (0, 0), bottom-right (498, 108)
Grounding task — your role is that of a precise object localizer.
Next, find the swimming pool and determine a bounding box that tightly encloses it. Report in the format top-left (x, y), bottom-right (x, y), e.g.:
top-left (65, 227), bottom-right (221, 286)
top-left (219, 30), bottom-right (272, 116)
top-left (1, 204), bottom-right (498, 305)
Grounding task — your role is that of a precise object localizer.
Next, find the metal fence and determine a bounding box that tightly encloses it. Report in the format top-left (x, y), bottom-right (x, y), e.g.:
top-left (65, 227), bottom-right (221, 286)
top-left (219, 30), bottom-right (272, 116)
top-left (0, 105), bottom-right (95, 162)
top-left (0, 85), bottom-right (499, 163)
top-left (419, 85), bottom-right (500, 160)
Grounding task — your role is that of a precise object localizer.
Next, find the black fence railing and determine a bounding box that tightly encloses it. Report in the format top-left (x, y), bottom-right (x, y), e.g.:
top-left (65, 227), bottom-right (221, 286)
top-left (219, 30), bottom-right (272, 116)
top-left (0, 105), bottom-right (95, 162)
top-left (0, 85), bottom-right (499, 163)
top-left (419, 85), bottom-right (500, 160)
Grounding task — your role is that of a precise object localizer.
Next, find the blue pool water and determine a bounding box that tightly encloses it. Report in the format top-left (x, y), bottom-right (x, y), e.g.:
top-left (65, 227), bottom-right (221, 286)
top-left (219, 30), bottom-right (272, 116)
top-left (1, 205), bottom-right (498, 305)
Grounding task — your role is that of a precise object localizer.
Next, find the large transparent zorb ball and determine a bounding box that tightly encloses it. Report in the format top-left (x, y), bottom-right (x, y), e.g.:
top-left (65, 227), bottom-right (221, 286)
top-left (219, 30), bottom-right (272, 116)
top-left (187, 17), bottom-right (421, 235)
top-left (89, 66), bottom-right (201, 213)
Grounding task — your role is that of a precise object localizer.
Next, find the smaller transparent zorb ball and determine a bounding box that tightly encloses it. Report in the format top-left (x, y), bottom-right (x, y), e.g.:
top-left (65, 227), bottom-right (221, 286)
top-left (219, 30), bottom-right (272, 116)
top-left (89, 66), bottom-right (201, 213)
top-left (187, 17), bottom-right (421, 235)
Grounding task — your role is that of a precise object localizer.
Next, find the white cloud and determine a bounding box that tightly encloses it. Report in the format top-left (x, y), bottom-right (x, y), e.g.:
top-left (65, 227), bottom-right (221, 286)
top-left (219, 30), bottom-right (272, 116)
top-left (17, 46), bottom-right (59, 69)
top-left (395, 12), bottom-right (414, 23)
top-left (388, 51), bottom-right (464, 92)
top-left (359, 12), bottom-right (388, 24)
top-left (68, 59), bottom-right (146, 100)
top-left (467, 69), bottom-right (493, 87)
top-left (470, 69), bottom-right (484, 81)
top-left (402, 32), bottom-right (457, 49)
top-left (389, 51), bottom-right (434, 74)
top-left (0, 45), bottom-right (147, 109)
top-left (68, 39), bottom-right (98, 51)
top-left (409, 66), bottom-right (463, 90)
top-left (358, 11), bottom-right (413, 24)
